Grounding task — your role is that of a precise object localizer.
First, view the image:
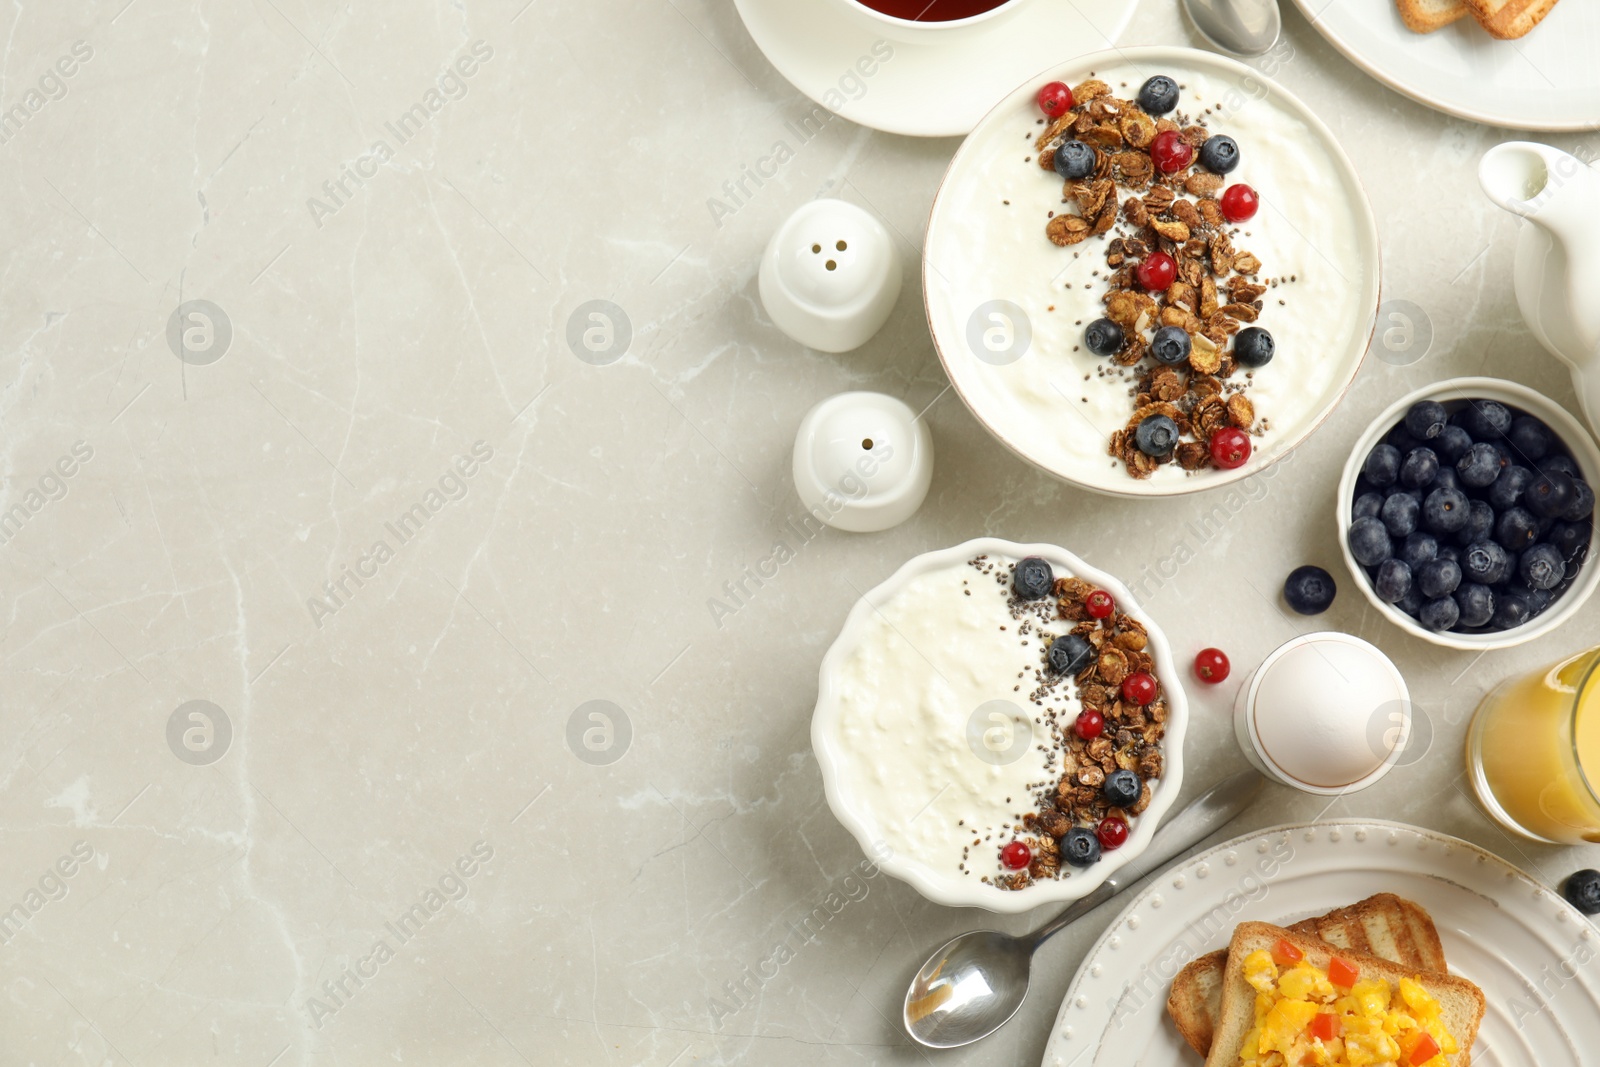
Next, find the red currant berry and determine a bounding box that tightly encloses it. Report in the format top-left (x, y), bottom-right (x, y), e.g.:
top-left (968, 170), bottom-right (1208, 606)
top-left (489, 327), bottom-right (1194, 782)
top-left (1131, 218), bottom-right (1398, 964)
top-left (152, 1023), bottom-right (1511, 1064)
top-left (1085, 589), bottom-right (1115, 619)
top-left (1036, 81), bottom-right (1073, 118)
top-left (1097, 816), bottom-right (1129, 850)
top-left (1220, 183), bottom-right (1259, 223)
top-left (1210, 427), bottom-right (1251, 469)
top-left (1194, 647), bottom-right (1230, 683)
top-left (1149, 129), bottom-right (1194, 174)
top-left (1074, 709), bottom-right (1105, 740)
top-left (1135, 252), bottom-right (1176, 293)
top-left (1001, 841), bottom-right (1032, 870)
top-left (1121, 671), bottom-right (1158, 705)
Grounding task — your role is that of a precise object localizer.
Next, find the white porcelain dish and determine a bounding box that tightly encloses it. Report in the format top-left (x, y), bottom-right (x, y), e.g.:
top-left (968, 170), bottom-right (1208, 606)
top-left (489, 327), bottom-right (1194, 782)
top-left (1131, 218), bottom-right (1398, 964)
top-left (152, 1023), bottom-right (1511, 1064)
top-left (1336, 377), bottom-right (1600, 651)
top-left (1040, 819), bottom-right (1600, 1066)
top-left (923, 47), bottom-right (1380, 497)
top-left (812, 537), bottom-right (1188, 913)
top-left (730, 0), bottom-right (1136, 138)
top-left (1290, 0), bottom-right (1600, 132)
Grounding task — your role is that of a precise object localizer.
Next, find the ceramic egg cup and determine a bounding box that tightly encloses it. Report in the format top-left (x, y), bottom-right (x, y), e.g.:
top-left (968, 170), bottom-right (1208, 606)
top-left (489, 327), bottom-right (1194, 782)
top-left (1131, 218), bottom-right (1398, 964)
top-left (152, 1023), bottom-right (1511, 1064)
top-left (1336, 376), bottom-right (1600, 651)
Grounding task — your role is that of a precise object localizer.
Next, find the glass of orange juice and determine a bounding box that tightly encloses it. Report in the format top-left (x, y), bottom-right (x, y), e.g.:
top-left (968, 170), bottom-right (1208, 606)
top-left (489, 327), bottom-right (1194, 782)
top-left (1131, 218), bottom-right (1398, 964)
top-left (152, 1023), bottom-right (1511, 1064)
top-left (1467, 647), bottom-right (1600, 844)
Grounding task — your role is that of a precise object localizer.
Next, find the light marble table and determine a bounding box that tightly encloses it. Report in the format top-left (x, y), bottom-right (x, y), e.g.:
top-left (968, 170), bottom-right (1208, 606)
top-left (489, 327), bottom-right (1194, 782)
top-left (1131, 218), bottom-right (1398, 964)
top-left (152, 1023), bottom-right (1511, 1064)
top-left (2, 1), bottom-right (1598, 1065)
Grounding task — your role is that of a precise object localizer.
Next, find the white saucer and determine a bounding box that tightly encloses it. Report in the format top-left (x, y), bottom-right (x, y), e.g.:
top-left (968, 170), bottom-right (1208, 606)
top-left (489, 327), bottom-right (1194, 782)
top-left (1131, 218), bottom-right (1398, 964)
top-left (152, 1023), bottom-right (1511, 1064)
top-left (731, 0), bottom-right (1138, 138)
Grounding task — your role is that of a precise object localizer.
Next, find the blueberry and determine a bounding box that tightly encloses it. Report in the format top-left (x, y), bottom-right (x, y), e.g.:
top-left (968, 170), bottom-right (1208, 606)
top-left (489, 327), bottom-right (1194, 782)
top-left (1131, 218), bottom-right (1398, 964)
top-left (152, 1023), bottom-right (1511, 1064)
top-left (1054, 139), bottom-right (1096, 180)
top-left (1084, 317), bottom-right (1124, 356)
top-left (1396, 586), bottom-right (1424, 616)
top-left (1549, 520), bottom-right (1591, 561)
top-left (1461, 540), bottom-right (1511, 585)
top-left (1491, 592), bottom-right (1532, 630)
top-left (1564, 869), bottom-right (1600, 915)
top-left (1198, 134), bottom-right (1239, 174)
top-left (1457, 442), bottom-right (1504, 488)
top-left (1378, 493), bottom-right (1419, 538)
top-left (1353, 491), bottom-right (1384, 520)
top-left (1454, 499), bottom-right (1495, 548)
top-left (1233, 327), bottom-right (1275, 368)
top-left (1434, 425), bottom-right (1474, 465)
top-left (1400, 532), bottom-right (1439, 568)
top-left (1454, 583), bottom-right (1495, 628)
top-left (1373, 559), bottom-right (1412, 604)
top-left (1503, 581), bottom-right (1552, 614)
top-left (1422, 487), bottom-right (1470, 534)
top-left (1387, 424), bottom-right (1424, 454)
top-left (1135, 414), bottom-right (1180, 457)
top-left (1150, 325), bottom-right (1192, 366)
top-left (1540, 454), bottom-right (1581, 480)
top-left (1494, 507), bottom-right (1539, 552)
top-left (1364, 444), bottom-right (1402, 487)
top-left (1488, 465), bottom-right (1535, 511)
top-left (1458, 400), bottom-right (1512, 439)
top-left (1437, 544), bottom-right (1461, 564)
top-left (1564, 479), bottom-right (1595, 521)
top-left (1525, 472), bottom-right (1576, 519)
top-left (1013, 556), bottom-right (1054, 599)
top-left (1347, 518), bottom-right (1392, 568)
top-left (1419, 596), bottom-right (1460, 631)
top-left (1521, 543), bottom-right (1565, 591)
top-left (1137, 75), bottom-right (1179, 115)
top-left (1399, 447), bottom-right (1439, 489)
top-left (1103, 769), bottom-right (1141, 808)
top-left (1507, 416), bottom-right (1552, 462)
top-left (1285, 564), bottom-right (1338, 614)
top-left (1062, 826), bottom-right (1102, 867)
top-left (1048, 633), bottom-right (1094, 674)
top-left (1416, 557), bottom-right (1462, 599)
top-left (1404, 400), bottom-right (1449, 440)
top-left (1428, 467), bottom-right (1461, 494)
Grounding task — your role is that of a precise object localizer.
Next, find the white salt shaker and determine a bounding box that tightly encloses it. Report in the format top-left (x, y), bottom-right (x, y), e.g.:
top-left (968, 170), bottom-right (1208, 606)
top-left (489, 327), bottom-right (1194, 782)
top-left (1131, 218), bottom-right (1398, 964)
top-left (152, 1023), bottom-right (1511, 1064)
top-left (792, 391), bottom-right (932, 533)
top-left (1233, 632), bottom-right (1411, 795)
top-left (759, 199), bottom-right (902, 353)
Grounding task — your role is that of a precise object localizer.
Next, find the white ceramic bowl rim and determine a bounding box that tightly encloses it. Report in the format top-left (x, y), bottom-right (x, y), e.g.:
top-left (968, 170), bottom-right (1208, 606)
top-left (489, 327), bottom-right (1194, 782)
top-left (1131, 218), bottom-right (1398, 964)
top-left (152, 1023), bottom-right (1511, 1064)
top-left (1335, 376), bottom-right (1600, 651)
top-left (811, 536), bottom-right (1189, 913)
top-left (922, 46), bottom-right (1382, 499)
top-left (1240, 631), bottom-right (1411, 796)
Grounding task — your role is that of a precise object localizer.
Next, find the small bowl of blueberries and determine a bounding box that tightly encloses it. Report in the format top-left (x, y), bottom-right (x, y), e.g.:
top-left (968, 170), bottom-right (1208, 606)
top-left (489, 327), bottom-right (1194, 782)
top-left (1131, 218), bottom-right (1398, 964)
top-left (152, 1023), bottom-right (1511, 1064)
top-left (1337, 377), bottom-right (1600, 650)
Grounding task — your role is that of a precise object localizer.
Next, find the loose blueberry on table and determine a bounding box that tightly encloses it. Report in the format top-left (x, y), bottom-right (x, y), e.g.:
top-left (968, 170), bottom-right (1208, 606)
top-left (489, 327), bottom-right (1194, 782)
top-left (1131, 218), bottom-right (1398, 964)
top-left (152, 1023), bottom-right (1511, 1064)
top-left (1284, 565), bottom-right (1338, 615)
top-left (1565, 869), bottom-right (1600, 915)
top-left (1348, 399), bottom-right (1593, 632)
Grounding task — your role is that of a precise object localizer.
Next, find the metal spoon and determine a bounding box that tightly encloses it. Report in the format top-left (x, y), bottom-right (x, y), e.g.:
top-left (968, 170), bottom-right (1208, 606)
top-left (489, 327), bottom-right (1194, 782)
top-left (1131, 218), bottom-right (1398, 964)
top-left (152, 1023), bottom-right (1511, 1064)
top-left (1182, 0), bottom-right (1282, 57)
top-left (903, 770), bottom-right (1264, 1048)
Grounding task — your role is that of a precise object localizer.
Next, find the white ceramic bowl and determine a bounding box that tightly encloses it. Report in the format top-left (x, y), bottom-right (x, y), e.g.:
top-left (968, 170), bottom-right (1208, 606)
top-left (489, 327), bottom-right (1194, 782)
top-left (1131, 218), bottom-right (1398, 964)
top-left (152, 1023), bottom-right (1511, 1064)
top-left (1336, 377), bottom-right (1600, 651)
top-left (811, 537), bottom-right (1188, 913)
top-left (923, 47), bottom-right (1381, 498)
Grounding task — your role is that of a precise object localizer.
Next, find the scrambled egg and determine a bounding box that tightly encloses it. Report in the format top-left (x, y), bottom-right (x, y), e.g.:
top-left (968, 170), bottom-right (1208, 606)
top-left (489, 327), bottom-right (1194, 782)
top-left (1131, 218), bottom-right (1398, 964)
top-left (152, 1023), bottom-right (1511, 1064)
top-left (1237, 948), bottom-right (1457, 1066)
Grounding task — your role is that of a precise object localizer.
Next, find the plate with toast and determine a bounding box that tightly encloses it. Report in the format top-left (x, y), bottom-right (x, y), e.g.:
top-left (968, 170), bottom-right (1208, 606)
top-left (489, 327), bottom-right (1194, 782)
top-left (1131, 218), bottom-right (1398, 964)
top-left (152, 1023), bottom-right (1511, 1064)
top-left (1041, 819), bottom-right (1600, 1065)
top-left (1290, 0), bottom-right (1600, 130)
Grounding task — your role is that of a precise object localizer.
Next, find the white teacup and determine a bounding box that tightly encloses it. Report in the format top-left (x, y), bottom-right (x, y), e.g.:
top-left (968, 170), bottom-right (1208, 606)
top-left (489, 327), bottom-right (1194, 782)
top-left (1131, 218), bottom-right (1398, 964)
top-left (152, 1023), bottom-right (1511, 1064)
top-left (833, 0), bottom-right (1033, 41)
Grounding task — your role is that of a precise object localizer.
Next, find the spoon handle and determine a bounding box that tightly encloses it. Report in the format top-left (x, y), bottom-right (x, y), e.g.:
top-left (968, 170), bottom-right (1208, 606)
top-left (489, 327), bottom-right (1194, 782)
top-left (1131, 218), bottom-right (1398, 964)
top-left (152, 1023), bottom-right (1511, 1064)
top-left (1028, 771), bottom-right (1265, 950)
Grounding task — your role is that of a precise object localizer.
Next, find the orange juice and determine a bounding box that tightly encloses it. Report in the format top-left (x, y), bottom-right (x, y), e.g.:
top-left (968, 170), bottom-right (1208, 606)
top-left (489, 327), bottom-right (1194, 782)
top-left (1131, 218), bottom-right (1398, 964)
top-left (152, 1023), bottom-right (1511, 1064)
top-left (1467, 648), bottom-right (1600, 844)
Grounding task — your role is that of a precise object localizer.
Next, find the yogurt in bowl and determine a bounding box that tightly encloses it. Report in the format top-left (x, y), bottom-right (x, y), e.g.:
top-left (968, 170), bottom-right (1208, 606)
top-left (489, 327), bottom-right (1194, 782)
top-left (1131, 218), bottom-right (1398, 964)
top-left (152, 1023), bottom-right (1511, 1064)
top-left (923, 47), bottom-right (1379, 497)
top-left (812, 538), bottom-right (1188, 912)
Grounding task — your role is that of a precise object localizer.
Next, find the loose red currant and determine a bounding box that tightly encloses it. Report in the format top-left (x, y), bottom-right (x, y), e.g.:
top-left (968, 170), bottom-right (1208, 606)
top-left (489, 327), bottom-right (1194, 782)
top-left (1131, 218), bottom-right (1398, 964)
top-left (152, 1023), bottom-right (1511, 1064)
top-left (1149, 129), bottom-right (1194, 174)
top-left (1097, 816), bottom-right (1129, 850)
top-left (1085, 589), bottom-right (1115, 619)
top-left (1074, 709), bottom-right (1105, 740)
top-left (1135, 252), bottom-right (1176, 293)
top-left (1036, 81), bottom-right (1073, 118)
top-left (1001, 841), bottom-right (1032, 870)
top-left (1194, 647), bottom-right (1230, 683)
top-left (1121, 671), bottom-right (1158, 705)
top-left (1220, 183), bottom-right (1259, 223)
top-left (1210, 427), bottom-right (1251, 469)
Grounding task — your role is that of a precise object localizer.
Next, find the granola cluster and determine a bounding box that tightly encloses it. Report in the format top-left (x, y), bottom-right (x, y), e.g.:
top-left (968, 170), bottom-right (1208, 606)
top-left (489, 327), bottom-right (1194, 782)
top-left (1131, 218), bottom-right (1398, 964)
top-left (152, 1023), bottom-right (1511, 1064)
top-left (1031, 77), bottom-right (1275, 479)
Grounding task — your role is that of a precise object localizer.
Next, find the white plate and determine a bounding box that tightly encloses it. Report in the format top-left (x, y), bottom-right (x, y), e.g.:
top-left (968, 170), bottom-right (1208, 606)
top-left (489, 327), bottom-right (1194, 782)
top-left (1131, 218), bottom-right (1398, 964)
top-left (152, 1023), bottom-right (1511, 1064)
top-left (1293, 0), bottom-right (1600, 131)
top-left (731, 0), bottom-right (1136, 138)
top-left (1041, 818), bottom-right (1600, 1066)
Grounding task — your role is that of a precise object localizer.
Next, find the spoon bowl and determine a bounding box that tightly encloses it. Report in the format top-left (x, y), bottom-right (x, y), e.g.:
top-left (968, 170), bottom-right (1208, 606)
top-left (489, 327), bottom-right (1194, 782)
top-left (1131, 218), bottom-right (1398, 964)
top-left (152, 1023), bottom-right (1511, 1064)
top-left (1182, 0), bottom-right (1281, 56)
top-left (904, 931), bottom-right (1033, 1048)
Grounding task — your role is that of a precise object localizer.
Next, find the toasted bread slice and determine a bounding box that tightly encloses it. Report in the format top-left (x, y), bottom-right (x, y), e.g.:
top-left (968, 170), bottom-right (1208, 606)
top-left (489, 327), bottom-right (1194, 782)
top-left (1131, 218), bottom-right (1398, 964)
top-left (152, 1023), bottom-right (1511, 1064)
top-left (1396, 0), bottom-right (1469, 32)
top-left (1203, 922), bottom-right (1484, 1067)
top-left (1167, 894), bottom-right (1446, 1057)
top-left (1463, 0), bottom-right (1559, 38)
